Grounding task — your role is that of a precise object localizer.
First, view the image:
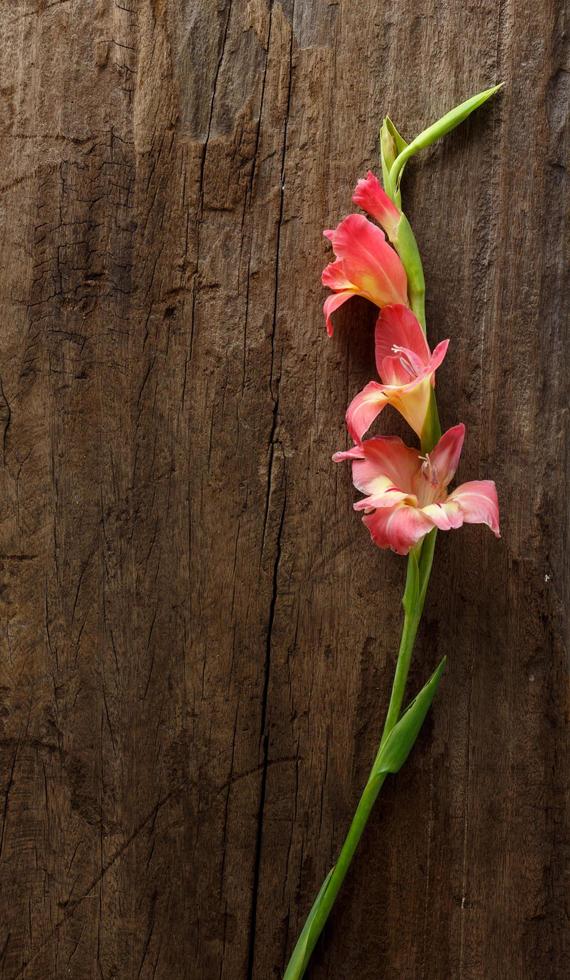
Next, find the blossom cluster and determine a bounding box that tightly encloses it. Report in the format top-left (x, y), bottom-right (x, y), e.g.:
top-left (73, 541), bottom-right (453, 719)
top-left (323, 172), bottom-right (500, 555)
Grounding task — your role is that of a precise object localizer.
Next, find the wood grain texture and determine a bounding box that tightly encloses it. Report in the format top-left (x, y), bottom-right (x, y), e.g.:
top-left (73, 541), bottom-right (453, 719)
top-left (0, 1), bottom-right (567, 978)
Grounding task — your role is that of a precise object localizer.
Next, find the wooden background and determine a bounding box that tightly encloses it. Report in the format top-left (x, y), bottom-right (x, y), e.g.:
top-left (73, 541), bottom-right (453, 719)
top-left (0, 1), bottom-right (567, 978)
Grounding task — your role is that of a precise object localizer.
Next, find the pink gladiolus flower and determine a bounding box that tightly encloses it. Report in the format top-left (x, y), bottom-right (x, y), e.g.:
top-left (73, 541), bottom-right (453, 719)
top-left (333, 423), bottom-right (500, 555)
top-left (346, 304), bottom-right (449, 442)
top-left (352, 170), bottom-right (401, 241)
top-left (322, 214), bottom-right (408, 335)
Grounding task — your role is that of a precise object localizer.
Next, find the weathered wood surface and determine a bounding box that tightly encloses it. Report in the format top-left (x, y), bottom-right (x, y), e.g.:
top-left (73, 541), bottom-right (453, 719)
top-left (0, 2), bottom-right (567, 978)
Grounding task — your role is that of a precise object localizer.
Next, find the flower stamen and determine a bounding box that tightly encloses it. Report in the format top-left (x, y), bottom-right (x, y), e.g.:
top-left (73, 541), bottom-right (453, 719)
top-left (419, 452), bottom-right (440, 487)
top-left (391, 344), bottom-right (417, 378)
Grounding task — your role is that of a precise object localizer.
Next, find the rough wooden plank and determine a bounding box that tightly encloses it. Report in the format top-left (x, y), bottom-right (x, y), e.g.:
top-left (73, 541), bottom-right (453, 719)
top-left (0, 1), bottom-right (567, 979)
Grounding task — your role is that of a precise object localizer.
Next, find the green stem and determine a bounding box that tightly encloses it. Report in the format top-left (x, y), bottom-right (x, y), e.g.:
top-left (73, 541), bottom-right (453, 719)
top-left (421, 389), bottom-right (442, 452)
top-left (283, 531), bottom-right (437, 980)
top-left (418, 527), bottom-right (437, 608)
top-left (378, 566), bottom-right (422, 751)
top-left (283, 769), bottom-right (388, 980)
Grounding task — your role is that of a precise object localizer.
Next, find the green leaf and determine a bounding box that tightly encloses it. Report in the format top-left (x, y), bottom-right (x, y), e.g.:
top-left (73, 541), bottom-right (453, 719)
top-left (283, 867), bottom-right (335, 980)
top-left (389, 83), bottom-right (503, 191)
top-left (372, 657), bottom-right (447, 776)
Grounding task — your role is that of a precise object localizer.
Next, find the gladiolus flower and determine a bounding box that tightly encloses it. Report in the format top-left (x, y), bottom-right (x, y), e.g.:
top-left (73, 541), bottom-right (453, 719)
top-left (333, 423), bottom-right (500, 555)
top-left (346, 304), bottom-right (449, 442)
top-left (352, 170), bottom-right (401, 241)
top-left (322, 214), bottom-right (408, 335)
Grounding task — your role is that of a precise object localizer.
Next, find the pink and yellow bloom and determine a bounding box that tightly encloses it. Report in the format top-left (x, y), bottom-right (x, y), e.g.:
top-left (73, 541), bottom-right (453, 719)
top-left (322, 214), bottom-right (408, 335)
top-left (346, 304), bottom-right (449, 442)
top-left (352, 170), bottom-right (401, 241)
top-left (333, 423), bottom-right (500, 555)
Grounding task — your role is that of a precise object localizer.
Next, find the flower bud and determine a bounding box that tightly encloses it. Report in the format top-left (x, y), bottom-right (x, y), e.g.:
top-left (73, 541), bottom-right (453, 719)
top-left (380, 116), bottom-right (407, 207)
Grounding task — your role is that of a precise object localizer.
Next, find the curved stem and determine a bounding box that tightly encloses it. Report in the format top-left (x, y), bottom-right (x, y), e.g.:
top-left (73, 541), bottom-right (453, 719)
top-left (389, 84), bottom-right (503, 194)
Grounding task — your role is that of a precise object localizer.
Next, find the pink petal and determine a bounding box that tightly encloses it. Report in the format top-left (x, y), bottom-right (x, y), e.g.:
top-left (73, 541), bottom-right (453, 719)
top-left (429, 424), bottom-right (466, 487)
top-left (375, 305), bottom-right (430, 373)
top-left (322, 258), bottom-right (353, 290)
top-left (428, 339), bottom-right (450, 384)
top-left (447, 480), bottom-right (500, 536)
top-left (363, 504), bottom-right (435, 555)
top-left (354, 485), bottom-right (412, 510)
top-left (325, 214), bottom-right (408, 309)
top-left (332, 444), bottom-right (366, 464)
top-left (346, 381), bottom-right (389, 442)
top-left (323, 290), bottom-right (356, 336)
top-left (377, 353), bottom-right (414, 386)
top-left (339, 435), bottom-right (420, 497)
top-left (420, 502), bottom-right (465, 531)
top-left (352, 171), bottom-right (401, 238)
